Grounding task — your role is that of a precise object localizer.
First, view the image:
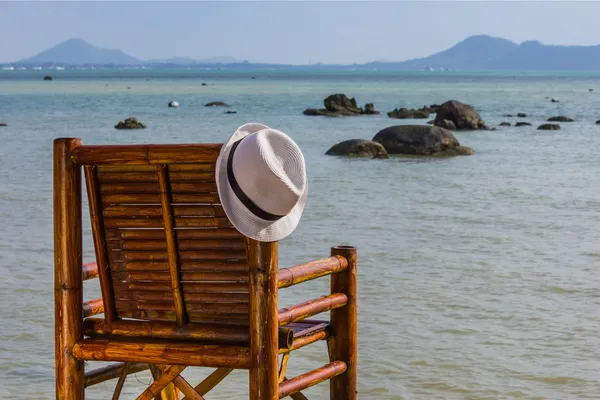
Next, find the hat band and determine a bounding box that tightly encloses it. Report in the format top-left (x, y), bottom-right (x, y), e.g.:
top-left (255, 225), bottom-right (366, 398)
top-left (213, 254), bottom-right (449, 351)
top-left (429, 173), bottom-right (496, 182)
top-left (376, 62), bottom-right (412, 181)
top-left (227, 139), bottom-right (285, 222)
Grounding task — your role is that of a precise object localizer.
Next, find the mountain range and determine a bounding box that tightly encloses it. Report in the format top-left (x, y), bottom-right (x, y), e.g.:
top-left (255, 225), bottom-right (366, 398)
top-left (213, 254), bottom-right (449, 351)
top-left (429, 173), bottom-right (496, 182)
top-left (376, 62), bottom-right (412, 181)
top-left (17, 38), bottom-right (241, 66)
top-left (8, 36), bottom-right (600, 70)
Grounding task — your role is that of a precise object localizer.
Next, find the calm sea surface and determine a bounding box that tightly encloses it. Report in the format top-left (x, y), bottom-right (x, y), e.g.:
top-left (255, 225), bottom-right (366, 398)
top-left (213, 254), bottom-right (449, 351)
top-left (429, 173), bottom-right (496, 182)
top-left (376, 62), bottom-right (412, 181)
top-left (1, 70), bottom-right (599, 399)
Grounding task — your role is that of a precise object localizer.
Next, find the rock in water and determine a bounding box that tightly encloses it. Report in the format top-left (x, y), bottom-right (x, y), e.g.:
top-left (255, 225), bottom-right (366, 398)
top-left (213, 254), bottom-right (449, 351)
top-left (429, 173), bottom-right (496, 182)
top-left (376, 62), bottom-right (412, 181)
top-left (363, 103), bottom-right (380, 115)
top-left (0, 122), bottom-right (7, 127)
top-left (303, 94), bottom-right (378, 117)
top-left (434, 100), bottom-right (488, 130)
top-left (517, 113), bottom-right (528, 118)
top-left (547, 116), bottom-right (574, 122)
top-left (168, 101), bottom-right (180, 108)
top-left (387, 108), bottom-right (429, 119)
top-left (437, 119), bottom-right (457, 130)
top-left (515, 122), bottom-right (532, 127)
top-left (325, 139), bottom-right (389, 158)
top-left (114, 117), bottom-right (147, 130)
top-left (537, 123), bottom-right (561, 130)
top-left (205, 101), bottom-right (228, 107)
top-left (224, 111), bottom-right (237, 114)
top-left (499, 122), bottom-right (511, 126)
top-left (201, 82), bottom-right (208, 86)
top-left (372, 125), bottom-right (474, 156)
top-left (324, 94), bottom-right (362, 114)
top-left (43, 75), bottom-right (53, 81)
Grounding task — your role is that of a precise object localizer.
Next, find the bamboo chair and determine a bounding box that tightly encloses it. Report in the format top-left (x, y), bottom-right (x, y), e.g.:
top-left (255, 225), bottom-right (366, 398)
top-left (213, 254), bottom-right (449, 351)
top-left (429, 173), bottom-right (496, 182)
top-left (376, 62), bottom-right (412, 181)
top-left (54, 138), bottom-right (358, 400)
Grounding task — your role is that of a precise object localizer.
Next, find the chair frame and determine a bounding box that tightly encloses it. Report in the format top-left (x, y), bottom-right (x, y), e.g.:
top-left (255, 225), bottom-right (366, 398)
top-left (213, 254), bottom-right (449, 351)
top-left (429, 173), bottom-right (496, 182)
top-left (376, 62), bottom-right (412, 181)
top-left (54, 138), bottom-right (357, 399)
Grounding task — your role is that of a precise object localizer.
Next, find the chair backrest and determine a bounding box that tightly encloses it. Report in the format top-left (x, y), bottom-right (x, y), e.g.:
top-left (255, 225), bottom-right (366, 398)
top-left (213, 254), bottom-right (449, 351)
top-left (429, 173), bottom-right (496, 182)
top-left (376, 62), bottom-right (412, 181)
top-left (60, 140), bottom-right (275, 343)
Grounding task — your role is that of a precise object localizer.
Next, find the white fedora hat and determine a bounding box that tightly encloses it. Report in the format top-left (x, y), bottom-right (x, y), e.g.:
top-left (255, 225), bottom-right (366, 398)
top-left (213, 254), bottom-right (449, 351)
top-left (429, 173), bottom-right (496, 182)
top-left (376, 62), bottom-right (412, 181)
top-left (215, 123), bottom-right (308, 242)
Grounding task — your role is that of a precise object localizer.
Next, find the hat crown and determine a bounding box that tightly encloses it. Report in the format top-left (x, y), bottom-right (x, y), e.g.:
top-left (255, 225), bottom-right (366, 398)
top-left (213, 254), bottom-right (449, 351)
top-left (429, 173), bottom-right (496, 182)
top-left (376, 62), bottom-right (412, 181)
top-left (231, 130), bottom-right (306, 217)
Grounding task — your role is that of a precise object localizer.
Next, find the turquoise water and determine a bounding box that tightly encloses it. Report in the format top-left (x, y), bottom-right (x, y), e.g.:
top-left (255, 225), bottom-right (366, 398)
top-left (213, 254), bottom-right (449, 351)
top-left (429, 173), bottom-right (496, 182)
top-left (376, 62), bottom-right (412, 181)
top-left (1, 70), bottom-right (600, 399)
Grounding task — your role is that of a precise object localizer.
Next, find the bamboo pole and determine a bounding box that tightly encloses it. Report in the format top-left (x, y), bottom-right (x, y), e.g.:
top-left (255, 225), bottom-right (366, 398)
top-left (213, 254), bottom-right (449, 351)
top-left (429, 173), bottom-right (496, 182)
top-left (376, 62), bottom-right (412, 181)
top-left (54, 137), bottom-right (84, 400)
top-left (149, 365), bottom-right (180, 400)
top-left (83, 318), bottom-right (250, 343)
top-left (85, 363), bottom-right (149, 388)
top-left (329, 246), bottom-right (357, 400)
top-left (83, 298), bottom-right (104, 317)
top-left (111, 363), bottom-right (130, 400)
top-left (82, 262), bottom-right (99, 281)
top-left (72, 339), bottom-right (251, 368)
top-left (278, 361), bottom-right (347, 398)
top-left (157, 164), bottom-right (188, 327)
top-left (184, 368), bottom-right (232, 399)
top-left (247, 239), bottom-right (279, 400)
top-left (84, 165), bottom-right (117, 322)
top-left (278, 294), bottom-right (348, 326)
top-left (138, 365), bottom-right (186, 400)
top-left (278, 256), bottom-right (348, 289)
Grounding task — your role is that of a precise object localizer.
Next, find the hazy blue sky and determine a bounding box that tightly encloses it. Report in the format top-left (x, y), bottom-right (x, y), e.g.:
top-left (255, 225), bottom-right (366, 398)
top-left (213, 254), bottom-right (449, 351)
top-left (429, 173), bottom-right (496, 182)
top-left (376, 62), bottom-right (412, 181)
top-left (2, 1), bottom-right (600, 64)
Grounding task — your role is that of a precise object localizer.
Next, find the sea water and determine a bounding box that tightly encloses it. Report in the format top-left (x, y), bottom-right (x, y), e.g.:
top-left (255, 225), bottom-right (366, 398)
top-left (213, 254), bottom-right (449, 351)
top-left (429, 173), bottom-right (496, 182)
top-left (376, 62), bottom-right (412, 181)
top-left (1, 69), bottom-right (599, 399)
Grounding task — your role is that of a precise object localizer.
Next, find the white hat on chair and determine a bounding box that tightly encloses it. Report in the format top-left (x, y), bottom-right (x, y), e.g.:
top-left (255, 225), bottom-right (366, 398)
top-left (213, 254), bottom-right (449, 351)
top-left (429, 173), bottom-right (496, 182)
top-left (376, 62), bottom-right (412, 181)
top-left (215, 123), bottom-right (308, 242)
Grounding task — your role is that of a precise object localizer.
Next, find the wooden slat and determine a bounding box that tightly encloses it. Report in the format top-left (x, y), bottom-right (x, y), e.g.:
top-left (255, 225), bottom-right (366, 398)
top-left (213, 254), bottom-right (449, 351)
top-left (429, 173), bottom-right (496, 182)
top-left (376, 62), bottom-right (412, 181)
top-left (131, 292), bottom-right (248, 304)
top-left (117, 239), bottom-right (244, 252)
top-left (158, 164), bottom-right (188, 327)
top-left (110, 260), bottom-right (248, 272)
top-left (104, 217), bottom-right (231, 229)
top-left (71, 144), bottom-right (222, 165)
top-left (113, 270), bottom-right (249, 283)
top-left (186, 314), bottom-right (249, 325)
top-left (185, 303), bottom-right (249, 314)
top-left (103, 205), bottom-right (226, 219)
top-left (182, 282), bottom-right (249, 293)
top-left (168, 164), bottom-right (216, 172)
top-left (116, 229), bottom-right (241, 240)
top-left (99, 182), bottom-right (217, 195)
top-left (97, 165), bottom-right (157, 173)
top-left (97, 172), bottom-right (159, 183)
top-left (170, 182), bottom-right (217, 193)
top-left (101, 193), bottom-right (220, 205)
top-left (169, 171), bottom-right (215, 182)
top-left (115, 250), bottom-right (246, 262)
top-left (84, 165), bottom-right (117, 322)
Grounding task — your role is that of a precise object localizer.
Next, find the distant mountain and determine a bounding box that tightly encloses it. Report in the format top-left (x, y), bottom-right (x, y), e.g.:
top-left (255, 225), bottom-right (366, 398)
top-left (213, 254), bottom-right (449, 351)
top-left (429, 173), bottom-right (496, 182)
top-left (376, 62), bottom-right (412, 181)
top-left (490, 40), bottom-right (600, 70)
top-left (19, 38), bottom-right (141, 65)
top-left (369, 35), bottom-right (600, 70)
top-left (10, 35), bottom-right (600, 70)
top-left (367, 35), bottom-right (519, 70)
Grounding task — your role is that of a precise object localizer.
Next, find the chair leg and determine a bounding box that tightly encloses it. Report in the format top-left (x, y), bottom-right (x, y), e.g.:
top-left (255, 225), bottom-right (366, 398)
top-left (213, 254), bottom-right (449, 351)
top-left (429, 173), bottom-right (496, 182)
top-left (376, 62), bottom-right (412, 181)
top-left (329, 246), bottom-right (358, 400)
top-left (54, 138), bottom-right (84, 400)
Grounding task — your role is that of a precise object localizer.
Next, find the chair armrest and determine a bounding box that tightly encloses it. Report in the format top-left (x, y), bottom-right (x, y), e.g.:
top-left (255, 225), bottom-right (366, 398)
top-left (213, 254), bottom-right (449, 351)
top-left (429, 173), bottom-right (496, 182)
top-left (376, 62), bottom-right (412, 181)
top-left (278, 256), bottom-right (348, 289)
top-left (82, 262), bottom-right (99, 281)
top-left (278, 293), bottom-right (348, 326)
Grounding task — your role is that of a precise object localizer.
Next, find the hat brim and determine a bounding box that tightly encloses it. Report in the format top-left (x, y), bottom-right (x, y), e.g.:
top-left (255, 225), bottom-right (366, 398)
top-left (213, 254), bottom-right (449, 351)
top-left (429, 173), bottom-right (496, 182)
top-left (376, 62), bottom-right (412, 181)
top-left (215, 123), bottom-right (308, 242)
